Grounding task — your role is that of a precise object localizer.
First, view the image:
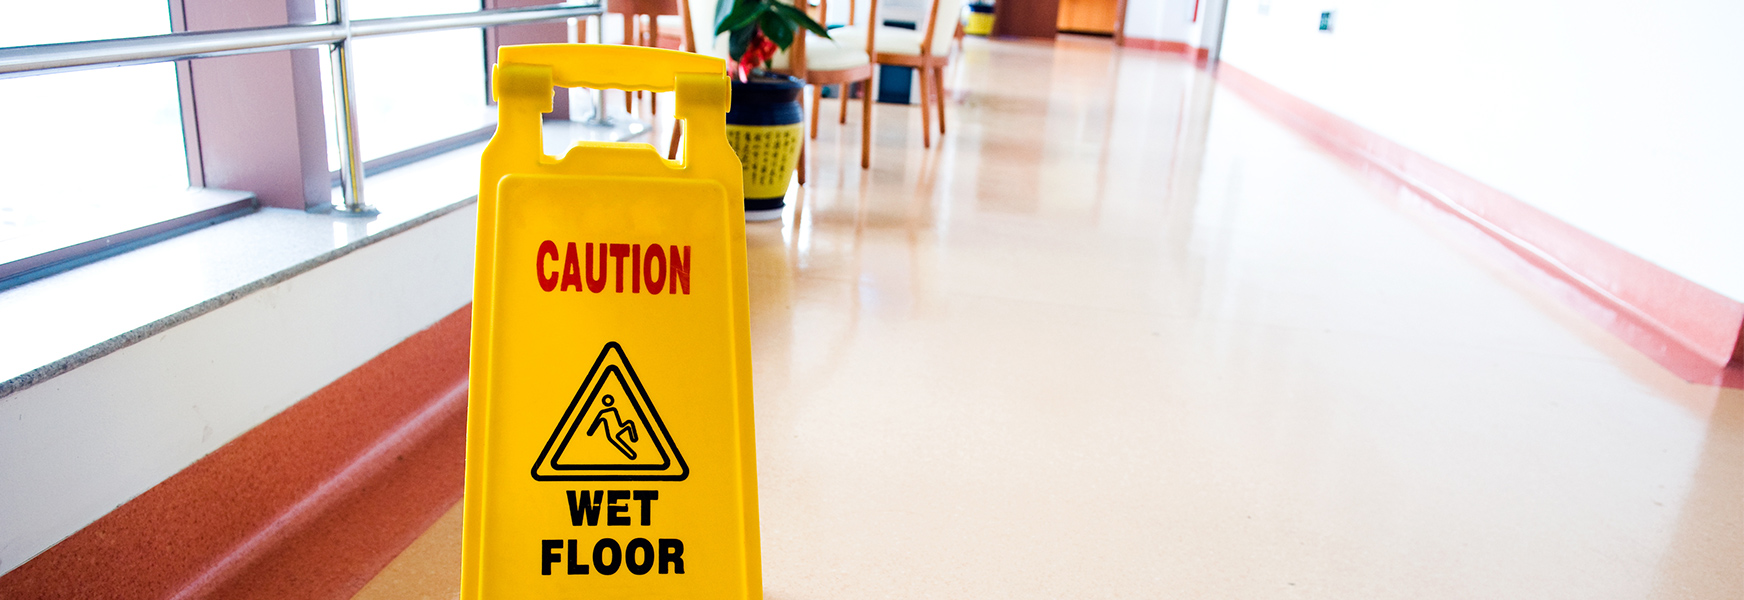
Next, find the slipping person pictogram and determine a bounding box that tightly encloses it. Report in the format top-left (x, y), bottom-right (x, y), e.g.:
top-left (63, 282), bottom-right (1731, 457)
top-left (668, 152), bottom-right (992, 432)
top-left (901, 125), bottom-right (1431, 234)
top-left (531, 342), bottom-right (689, 481)
top-left (588, 395), bottom-right (640, 460)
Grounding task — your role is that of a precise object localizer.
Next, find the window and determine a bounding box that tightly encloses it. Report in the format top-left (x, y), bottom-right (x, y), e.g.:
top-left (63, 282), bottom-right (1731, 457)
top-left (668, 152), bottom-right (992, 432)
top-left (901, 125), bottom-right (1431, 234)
top-left (0, 65), bottom-right (190, 256)
top-left (333, 0), bottom-right (494, 169)
top-left (0, 0), bottom-right (594, 288)
top-left (0, 2), bottom-right (193, 287)
top-left (3, 0), bottom-right (172, 46)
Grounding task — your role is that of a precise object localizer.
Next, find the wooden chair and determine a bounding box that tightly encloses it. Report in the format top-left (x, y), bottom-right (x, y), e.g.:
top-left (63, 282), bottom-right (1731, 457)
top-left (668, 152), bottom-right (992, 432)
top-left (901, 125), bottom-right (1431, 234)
top-left (666, 0), bottom-right (877, 171)
top-left (594, 0), bottom-right (688, 115)
top-left (953, 15), bottom-right (965, 54)
top-left (663, 0), bottom-right (705, 161)
top-left (771, 0), bottom-right (878, 169)
top-left (829, 0), bottom-right (963, 148)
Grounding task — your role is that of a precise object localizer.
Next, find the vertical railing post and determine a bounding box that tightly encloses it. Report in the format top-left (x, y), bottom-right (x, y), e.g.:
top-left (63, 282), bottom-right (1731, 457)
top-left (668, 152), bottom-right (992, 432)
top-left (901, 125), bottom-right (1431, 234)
top-left (328, 0), bottom-right (376, 215)
top-left (585, 12), bottom-right (614, 127)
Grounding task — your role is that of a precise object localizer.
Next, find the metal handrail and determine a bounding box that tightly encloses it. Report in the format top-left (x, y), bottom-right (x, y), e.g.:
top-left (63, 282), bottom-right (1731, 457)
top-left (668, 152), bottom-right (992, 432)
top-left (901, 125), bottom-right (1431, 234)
top-left (0, 2), bottom-right (605, 213)
top-left (0, 24), bottom-right (343, 78)
top-left (0, 4), bottom-right (603, 78)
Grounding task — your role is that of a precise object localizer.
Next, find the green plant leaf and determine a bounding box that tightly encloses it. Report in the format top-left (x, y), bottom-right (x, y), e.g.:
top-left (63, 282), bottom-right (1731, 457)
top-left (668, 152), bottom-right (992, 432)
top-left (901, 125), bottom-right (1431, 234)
top-left (716, 0), bottom-right (766, 35)
top-left (768, 2), bottom-right (831, 39)
top-left (714, 0), bottom-right (737, 31)
top-left (759, 11), bottom-right (795, 49)
top-left (728, 24), bottom-right (756, 61)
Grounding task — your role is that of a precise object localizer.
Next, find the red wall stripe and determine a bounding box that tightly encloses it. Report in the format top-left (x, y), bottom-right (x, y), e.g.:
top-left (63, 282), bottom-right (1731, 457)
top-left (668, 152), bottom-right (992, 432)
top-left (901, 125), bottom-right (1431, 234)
top-left (1121, 37), bottom-right (1211, 61)
top-left (0, 306), bottom-right (473, 599)
top-left (1209, 63), bottom-right (1744, 388)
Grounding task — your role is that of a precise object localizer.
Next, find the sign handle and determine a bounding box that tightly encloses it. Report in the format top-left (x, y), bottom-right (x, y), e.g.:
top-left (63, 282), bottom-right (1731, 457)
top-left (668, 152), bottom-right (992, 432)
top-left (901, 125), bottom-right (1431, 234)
top-left (493, 44), bottom-right (730, 166)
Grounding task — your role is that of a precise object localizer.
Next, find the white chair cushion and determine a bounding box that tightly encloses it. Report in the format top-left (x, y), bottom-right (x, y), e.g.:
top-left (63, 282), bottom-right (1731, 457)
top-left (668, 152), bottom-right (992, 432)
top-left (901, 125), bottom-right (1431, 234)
top-left (829, 25), bottom-right (954, 58)
top-left (705, 29), bottom-right (870, 73)
top-left (771, 34), bottom-right (872, 72)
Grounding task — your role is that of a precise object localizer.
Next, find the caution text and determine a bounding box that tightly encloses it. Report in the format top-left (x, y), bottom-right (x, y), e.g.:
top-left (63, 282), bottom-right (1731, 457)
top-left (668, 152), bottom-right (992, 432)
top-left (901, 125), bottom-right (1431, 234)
top-left (537, 241), bottom-right (691, 295)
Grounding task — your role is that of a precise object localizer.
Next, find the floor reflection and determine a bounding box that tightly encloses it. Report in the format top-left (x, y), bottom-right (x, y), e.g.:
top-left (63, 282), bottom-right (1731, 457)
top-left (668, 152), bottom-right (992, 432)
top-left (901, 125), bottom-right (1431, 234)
top-left (755, 34), bottom-right (1743, 598)
top-left (1655, 387), bottom-right (1744, 598)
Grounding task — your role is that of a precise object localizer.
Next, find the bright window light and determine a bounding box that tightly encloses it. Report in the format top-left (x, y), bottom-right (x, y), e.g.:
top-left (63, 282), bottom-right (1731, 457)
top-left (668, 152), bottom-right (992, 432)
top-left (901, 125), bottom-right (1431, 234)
top-left (1, 0), bottom-right (171, 46)
top-left (0, 5), bottom-right (185, 249)
top-left (329, 0), bottom-right (493, 167)
top-left (348, 0), bottom-right (483, 19)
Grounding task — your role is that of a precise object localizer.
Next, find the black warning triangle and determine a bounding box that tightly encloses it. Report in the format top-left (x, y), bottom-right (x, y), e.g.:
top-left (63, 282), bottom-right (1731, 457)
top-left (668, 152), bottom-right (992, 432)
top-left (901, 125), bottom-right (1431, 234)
top-left (531, 342), bottom-right (688, 481)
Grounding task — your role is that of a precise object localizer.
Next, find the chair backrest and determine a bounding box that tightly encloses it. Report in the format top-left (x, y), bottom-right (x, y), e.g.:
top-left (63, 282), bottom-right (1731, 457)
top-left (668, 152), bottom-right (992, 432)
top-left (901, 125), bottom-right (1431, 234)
top-left (682, 0), bottom-right (715, 53)
top-left (849, 0), bottom-right (958, 57)
top-left (608, 0), bottom-right (680, 15)
top-left (919, 0), bottom-right (966, 56)
top-left (777, 0), bottom-right (876, 76)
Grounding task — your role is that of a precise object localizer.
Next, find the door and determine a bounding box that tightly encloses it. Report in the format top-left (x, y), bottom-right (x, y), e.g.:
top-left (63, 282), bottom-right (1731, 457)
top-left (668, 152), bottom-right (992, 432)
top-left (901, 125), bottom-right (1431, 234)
top-left (1057, 0), bottom-right (1119, 34)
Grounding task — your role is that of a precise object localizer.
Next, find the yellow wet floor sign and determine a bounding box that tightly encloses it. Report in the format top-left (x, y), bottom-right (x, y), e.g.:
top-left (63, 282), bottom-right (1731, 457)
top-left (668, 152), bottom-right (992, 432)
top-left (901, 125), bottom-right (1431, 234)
top-left (462, 44), bottom-right (759, 599)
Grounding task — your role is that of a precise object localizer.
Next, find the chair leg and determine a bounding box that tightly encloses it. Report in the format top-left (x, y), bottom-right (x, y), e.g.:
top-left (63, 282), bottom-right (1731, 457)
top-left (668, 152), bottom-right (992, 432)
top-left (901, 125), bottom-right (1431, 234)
top-left (839, 83), bottom-right (850, 124)
top-left (668, 121), bottom-right (683, 160)
top-left (917, 64), bottom-right (932, 149)
top-left (860, 75), bottom-right (873, 168)
top-left (623, 15), bottom-right (635, 113)
top-left (810, 85), bottom-right (821, 139)
top-left (797, 129), bottom-right (807, 184)
top-left (933, 66), bottom-right (946, 135)
top-left (645, 18), bottom-right (658, 115)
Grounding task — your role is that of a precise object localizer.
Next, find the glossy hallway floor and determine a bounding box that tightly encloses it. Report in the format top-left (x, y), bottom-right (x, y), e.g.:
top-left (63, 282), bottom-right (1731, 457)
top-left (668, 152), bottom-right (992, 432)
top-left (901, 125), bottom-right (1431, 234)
top-left (355, 36), bottom-right (1744, 599)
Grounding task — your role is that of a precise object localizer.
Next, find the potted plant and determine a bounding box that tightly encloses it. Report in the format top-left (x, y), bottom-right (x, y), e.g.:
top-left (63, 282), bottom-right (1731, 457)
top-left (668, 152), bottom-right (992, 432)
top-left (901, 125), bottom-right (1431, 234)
top-left (714, 0), bottom-right (831, 221)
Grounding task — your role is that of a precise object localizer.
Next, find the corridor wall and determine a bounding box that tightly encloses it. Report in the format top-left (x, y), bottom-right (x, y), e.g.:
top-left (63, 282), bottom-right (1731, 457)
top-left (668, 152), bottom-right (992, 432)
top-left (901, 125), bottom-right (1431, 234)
top-left (1216, 0), bottom-right (1744, 303)
top-left (1123, 0), bottom-right (1203, 46)
top-left (0, 206), bottom-right (476, 577)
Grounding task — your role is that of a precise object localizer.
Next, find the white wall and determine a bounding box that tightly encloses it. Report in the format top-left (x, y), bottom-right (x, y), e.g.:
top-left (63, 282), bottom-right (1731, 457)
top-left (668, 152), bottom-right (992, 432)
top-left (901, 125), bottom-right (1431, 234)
top-left (1218, 0), bottom-right (1744, 301)
top-left (0, 206), bottom-right (476, 576)
top-left (1124, 0), bottom-right (1205, 44)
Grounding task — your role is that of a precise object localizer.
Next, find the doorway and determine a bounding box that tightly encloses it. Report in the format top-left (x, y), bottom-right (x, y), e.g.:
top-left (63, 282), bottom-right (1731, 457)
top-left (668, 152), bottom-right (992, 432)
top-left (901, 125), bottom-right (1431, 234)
top-left (1057, 0), bottom-right (1119, 35)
